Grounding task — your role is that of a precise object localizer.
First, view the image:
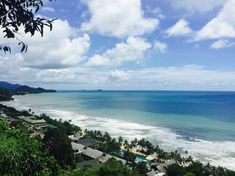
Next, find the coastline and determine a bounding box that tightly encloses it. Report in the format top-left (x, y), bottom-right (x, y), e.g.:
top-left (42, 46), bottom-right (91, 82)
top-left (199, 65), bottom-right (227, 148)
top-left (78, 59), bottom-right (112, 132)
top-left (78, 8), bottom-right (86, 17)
top-left (2, 95), bottom-right (235, 171)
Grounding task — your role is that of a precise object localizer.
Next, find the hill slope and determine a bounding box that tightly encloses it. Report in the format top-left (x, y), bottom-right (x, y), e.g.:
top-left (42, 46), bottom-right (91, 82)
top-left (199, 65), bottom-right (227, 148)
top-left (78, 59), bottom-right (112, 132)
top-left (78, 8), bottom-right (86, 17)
top-left (0, 81), bottom-right (56, 99)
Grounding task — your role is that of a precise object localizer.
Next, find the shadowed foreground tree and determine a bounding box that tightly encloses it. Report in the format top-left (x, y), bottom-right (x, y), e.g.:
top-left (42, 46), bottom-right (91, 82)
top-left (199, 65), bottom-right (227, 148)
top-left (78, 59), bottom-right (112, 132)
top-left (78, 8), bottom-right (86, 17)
top-left (43, 127), bottom-right (75, 168)
top-left (0, 0), bottom-right (55, 53)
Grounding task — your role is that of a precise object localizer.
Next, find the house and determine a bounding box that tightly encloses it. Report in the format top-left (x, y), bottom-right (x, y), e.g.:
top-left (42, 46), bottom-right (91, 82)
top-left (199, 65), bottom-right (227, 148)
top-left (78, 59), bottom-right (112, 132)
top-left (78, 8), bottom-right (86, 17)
top-left (157, 160), bottom-right (176, 173)
top-left (71, 142), bottom-right (85, 155)
top-left (77, 138), bottom-right (96, 147)
top-left (147, 170), bottom-right (158, 176)
top-left (17, 116), bottom-right (48, 128)
top-left (69, 133), bottom-right (82, 143)
top-left (147, 170), bottom-right (166, 176)
top-left (98, 154), bottom-right (127, 165)
top-left (82, 147), bottom-right (104, 159)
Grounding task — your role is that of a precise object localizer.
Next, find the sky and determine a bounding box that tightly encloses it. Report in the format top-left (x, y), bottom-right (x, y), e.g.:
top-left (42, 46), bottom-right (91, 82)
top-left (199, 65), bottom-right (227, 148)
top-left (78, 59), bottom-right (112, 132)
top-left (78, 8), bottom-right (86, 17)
top-left (1, 0), bottom-right (235, 90)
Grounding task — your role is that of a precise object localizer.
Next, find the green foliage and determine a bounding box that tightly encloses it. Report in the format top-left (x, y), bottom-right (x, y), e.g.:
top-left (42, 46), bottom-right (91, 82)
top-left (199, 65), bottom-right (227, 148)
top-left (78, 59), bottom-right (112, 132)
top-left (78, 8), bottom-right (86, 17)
top-left (123, 150), bottom-right (136, 163)
top-left (40, 114), bottom-right (81, 135)
top-left (0, 0), bottom-right (55, 53)
top-left (183, 173), bottom-right (195, 176)
top-left (97, 159), bottom-right (142, 176)
top-left (166, 163), bottom-right (185, 176)
top-left (0, 88), bottom-right (13, 101)
top-left (0, 104), bottom-right (31, 119)
top-left (0, 120), bottom-right (58, 176)
top-left (84, 130), bottom-right (120, 153)
top-left (64, 159), bottom-right (143, 176)
top-left (43, 127), bottom-right (75, 168)
top-left (134, 162), bottom-right (148, 175)
top-left (166, 162), bottom-right (235, 176)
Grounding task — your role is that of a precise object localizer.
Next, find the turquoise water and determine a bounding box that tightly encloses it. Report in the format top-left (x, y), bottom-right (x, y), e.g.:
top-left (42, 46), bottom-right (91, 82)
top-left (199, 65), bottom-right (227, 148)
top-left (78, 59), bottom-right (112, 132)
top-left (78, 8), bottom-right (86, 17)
top-left (4, 91), bottom-right (235, 170)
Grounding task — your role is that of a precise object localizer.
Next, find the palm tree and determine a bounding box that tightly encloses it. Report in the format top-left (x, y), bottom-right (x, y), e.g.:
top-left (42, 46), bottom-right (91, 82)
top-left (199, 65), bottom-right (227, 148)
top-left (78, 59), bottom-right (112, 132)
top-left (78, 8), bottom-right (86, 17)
top-left (118, 136), bottom-right (123, 145)
top-left (124, 140), bottom-right (129, 150)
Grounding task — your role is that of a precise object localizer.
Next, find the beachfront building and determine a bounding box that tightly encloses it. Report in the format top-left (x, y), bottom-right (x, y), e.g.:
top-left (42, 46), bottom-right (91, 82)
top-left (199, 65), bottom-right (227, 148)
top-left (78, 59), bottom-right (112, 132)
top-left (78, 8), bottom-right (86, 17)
top-left (71, 142), bottom-right (85, 155)
top-left (82, 147), bottom-right (104, 160)
top-left (69, 133), bottom-right (82, 143)
top-left (98, 154), bottom-right (127, 165)
top-left (157, 160), bottom-right (176, 173)
top-left (147, 170), bottom-right (166, 176)
top-left (17, 116), bottom-right (48, 129)
top-left (77, 138), bottom-right (96, 147)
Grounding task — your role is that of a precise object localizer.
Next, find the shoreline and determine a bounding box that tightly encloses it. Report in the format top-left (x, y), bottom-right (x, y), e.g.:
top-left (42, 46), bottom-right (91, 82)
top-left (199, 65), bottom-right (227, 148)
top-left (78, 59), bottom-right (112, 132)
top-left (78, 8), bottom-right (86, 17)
top-left (2, 96), bottom-right (235, 171)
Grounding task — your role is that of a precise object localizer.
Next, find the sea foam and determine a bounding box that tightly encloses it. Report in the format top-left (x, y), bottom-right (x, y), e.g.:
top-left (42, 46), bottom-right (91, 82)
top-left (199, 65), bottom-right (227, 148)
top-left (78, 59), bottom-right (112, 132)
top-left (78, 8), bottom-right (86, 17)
top-left (3, 100), bottom-right (235, 171)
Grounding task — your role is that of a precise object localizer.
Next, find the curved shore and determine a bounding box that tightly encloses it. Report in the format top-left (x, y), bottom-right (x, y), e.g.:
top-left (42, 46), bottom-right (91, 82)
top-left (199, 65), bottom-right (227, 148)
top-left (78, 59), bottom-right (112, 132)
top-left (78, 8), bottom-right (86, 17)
top-left (3, 95), bottom-right (235, 171)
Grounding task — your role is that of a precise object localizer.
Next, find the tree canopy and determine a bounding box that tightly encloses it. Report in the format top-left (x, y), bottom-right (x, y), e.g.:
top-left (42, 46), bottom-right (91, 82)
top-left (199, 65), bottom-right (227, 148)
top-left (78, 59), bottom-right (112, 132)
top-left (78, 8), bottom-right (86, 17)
top-left (0, 0), bottom-right (54, 53)
top-left (43, 127), bottom-right (75, 168)
top-left (0, 120), bottom-right (58, 176)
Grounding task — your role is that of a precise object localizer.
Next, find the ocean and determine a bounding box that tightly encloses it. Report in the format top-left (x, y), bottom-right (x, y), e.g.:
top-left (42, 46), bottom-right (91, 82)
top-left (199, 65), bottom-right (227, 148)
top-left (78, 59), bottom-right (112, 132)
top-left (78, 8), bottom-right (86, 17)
top-left (3, 91), bottom-right (235, 170)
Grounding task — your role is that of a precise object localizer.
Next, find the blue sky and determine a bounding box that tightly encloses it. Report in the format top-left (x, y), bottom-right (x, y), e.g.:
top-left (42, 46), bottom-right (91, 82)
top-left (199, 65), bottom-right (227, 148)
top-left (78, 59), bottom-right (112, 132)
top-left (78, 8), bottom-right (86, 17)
top-left (1, 0), bottom-right (235, 90)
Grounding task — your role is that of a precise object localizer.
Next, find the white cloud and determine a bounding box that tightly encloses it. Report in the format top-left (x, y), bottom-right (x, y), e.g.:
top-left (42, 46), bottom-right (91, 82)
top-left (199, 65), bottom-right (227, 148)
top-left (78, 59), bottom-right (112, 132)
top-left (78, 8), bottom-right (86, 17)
top-left (169, 0), bottom-right (227, 13)
top-left (210, 39), bottom-right (234, 49)
top-left (166, 19), bottom-right (193, 37)
top-left (196, 0), bottom-right (235, 40)
top-left (113, 65), bottom-right (235, 90)
top-left (20, 19), bottom-right (90, 69)
top-left (154, 41), bottom-right (168, 54)
top-left (108, 70), bottom-right (131, 82)
top-left (1, 19), bottom-right (91, 70)
top-left (86, 55), bottom-right (110, 66)
top-left (86, 37), bottom-right (152, 66)
top-left (80, 0), bottom-right (159, 38)
top-left (145, 6), bottom-right (165, 20)
top-left (41, 7), bottom-right (55, 13)
top-left (1, 58), bottom-right (235, 90)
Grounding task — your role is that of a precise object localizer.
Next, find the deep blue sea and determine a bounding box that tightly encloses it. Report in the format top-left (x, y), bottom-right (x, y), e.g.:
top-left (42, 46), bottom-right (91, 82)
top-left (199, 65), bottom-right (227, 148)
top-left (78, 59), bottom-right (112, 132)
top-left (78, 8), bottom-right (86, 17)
top-left (4, 91), bottom-right (235, 170)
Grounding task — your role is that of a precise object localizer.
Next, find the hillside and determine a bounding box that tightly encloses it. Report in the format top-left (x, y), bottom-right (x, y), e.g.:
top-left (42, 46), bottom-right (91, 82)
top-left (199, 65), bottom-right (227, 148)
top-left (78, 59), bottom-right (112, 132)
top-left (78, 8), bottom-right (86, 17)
top-left (0, 81), bottom-right (56, 100)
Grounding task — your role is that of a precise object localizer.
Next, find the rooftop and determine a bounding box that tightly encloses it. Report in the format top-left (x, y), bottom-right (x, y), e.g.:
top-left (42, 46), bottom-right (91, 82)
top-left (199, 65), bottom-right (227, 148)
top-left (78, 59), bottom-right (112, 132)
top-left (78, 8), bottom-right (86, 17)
top-left (18, 116), bottom-right (47, 124)
top-left (157, 160), bottom-right (176, 173)
top-left (98, 154), bottom-right (126, 165)
top-left (82, 147), bottom-right (104, 159)
top-left (71, 142), bottom-right (85, 152)
top-left (77, 138), bottom-right (96, 147)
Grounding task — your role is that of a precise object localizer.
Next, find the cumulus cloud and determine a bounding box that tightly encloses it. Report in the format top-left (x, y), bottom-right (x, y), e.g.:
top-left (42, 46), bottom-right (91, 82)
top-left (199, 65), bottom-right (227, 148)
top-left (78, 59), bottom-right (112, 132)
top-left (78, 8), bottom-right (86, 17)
top-left (166, 19), bottom-right (193, 37)
top-left (86, 37), bottom-right (152, 66)
top-left (169, 0), bottom-right (227, 13)
top-left (154, 41), bottom-right (168, 54)
top-left (1, 55), bottom-right (235, 91)
top-left (210, 39), bottom-right (234, 49)
top-left (19, 19), bottom-right (90, 69)
top-left (80, 0), bottom-right (159, 38)
top-left (196, 0), bottom-right (235, 40)
top-left (108, 70), bottom-right (131, 82)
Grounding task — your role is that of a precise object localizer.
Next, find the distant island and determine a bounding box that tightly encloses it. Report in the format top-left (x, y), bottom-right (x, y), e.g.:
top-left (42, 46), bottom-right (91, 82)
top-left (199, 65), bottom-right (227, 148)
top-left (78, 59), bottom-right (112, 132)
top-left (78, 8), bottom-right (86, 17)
top-left (0, 81), bottom-right (56, 101)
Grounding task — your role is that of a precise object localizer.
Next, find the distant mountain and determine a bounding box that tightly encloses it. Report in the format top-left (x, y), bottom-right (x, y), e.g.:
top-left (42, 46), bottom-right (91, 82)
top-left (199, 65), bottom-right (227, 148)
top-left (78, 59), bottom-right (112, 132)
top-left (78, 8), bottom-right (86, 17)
top-left (0, 81), bottom-right (56, 95)
top-left (0, 81), bottom-right (21, 90)
top-left (15, 85), bottom-right (56, 94)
